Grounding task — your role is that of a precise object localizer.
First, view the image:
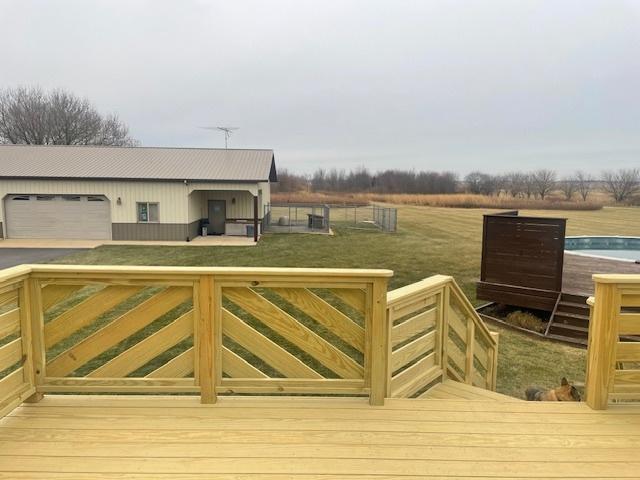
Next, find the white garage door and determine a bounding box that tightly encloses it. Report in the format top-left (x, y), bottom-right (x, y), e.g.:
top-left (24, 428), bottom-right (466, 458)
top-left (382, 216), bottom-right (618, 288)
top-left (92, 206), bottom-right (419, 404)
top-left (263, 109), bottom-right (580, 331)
top-left (4, 194), bottom-right (112, 240)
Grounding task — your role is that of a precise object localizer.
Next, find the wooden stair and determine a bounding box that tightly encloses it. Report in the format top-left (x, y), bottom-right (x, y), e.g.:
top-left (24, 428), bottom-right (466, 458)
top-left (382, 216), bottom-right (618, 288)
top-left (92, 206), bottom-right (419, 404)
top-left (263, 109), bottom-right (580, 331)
top-left (546, 292), bottom-right (590, 345)
top-left (419, 379), bottom-right (522, 402)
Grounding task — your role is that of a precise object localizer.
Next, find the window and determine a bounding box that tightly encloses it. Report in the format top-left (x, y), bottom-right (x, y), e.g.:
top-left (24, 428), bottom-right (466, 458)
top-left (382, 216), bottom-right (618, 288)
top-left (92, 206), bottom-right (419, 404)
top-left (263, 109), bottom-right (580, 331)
top-left (87, 196), bottom-right (105, 202)
top-left (137, 202), bottom-right (159, 222)
top-left (36, 195), bottom-right (55, 201)
top-left (12, 195), bottom-right (30, 201)
top-left (63, 195), bottom-right (81, 201)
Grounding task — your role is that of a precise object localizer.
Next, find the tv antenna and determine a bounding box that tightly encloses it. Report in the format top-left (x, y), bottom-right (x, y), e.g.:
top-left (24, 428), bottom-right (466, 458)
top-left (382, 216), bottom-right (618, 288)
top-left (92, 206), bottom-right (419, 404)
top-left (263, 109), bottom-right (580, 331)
top-left (198, 126), bottom-right (239, 148)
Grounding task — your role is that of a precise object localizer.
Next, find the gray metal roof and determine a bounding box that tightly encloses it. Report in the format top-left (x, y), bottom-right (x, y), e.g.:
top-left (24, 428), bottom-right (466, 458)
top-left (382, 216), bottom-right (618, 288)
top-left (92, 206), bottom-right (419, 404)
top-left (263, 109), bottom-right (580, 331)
top-left (0, 145), bottom-right (277, 182)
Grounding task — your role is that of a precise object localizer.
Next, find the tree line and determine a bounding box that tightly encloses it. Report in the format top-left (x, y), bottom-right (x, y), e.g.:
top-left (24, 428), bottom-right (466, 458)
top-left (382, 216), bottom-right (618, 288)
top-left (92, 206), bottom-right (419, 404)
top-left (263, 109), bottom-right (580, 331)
top-left (0, 86), bottom-right (137, 146)
top-left (275, 167), bottom-right (640, 203)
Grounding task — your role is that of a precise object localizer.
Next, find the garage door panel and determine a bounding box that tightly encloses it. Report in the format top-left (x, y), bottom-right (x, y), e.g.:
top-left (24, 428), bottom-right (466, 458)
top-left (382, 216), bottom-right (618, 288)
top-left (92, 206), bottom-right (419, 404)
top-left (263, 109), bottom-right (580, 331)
top-left (4, 195), bottom-right (111, 240)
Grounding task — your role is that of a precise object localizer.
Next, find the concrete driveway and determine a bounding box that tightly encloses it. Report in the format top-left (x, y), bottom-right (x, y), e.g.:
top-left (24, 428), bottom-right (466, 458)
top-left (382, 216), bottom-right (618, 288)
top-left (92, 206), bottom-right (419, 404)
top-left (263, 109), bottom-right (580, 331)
top-left (0, 248), bottom-right (87, 269)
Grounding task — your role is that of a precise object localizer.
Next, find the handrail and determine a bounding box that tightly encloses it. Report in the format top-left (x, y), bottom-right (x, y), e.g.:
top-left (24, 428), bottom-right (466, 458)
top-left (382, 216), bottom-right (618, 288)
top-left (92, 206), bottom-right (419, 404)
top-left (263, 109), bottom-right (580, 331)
top-left (585, 274), bottom-right (640, 409)
top-left (386, 275), bottom-right (498, 398)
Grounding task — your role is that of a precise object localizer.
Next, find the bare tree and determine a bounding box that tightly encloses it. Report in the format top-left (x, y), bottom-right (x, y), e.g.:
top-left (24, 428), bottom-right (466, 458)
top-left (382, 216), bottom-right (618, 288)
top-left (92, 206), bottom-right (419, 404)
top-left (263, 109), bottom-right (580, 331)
top-left (559, 178), bottom-right (577, 200)
top-left (523, 173), bottom-right (535, 199)
top-left (505, 172), bottom-right (526, 197)
top-left (602, 169), bottom-right (640, 203)
top-left (0, 86), bottom-right (138, 146)
top-left (532, 169), bottom-right (556, 200)
top-left (574, 171), bottom-right (594, 201)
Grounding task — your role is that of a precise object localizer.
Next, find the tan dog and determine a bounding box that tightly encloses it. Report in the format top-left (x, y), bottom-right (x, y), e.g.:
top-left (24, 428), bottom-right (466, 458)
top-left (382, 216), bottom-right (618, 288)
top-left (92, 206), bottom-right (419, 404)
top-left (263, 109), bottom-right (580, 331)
top-left (525, 377), bottom-right (581, 401)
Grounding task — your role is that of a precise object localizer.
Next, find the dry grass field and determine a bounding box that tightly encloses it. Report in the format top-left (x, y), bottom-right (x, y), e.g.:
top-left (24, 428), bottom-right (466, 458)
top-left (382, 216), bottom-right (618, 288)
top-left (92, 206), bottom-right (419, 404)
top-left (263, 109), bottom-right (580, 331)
top-left (50, 205), bottom-right (640, 398)
top-left (272, 191), bottom-right (607, 210)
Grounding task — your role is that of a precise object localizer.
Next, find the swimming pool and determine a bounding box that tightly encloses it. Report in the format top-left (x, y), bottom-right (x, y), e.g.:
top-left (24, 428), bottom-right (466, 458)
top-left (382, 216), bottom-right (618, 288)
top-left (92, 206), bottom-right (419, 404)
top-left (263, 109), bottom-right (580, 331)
top-left (565, 236), bottom-right (640, 262)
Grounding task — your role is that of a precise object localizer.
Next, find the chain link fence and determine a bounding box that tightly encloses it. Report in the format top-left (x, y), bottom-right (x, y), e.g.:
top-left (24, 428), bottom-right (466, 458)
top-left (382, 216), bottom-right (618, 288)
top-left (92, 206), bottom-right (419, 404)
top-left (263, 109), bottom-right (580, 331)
top-left (263, 204), bottom-right (397, 234)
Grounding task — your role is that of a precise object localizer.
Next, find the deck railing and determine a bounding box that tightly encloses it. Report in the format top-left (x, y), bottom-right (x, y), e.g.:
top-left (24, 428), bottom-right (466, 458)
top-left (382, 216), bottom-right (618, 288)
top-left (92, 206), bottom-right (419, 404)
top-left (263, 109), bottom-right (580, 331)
top-left (0, 265), bottom-right (499, 409)
top-left (0, 264), bottom-right (392, 406)
top-left (585, 274), bottom-right (640, 409)
top-left (387, 275), bottom-right (499, 397)
top-left (0, 267), bottom-right (37, 417)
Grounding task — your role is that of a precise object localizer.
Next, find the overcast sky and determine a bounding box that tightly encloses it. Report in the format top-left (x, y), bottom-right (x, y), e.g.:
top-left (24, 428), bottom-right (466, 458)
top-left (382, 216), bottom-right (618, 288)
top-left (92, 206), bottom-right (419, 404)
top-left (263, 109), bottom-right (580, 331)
top-left (2, 0), bottom-right (639, 175)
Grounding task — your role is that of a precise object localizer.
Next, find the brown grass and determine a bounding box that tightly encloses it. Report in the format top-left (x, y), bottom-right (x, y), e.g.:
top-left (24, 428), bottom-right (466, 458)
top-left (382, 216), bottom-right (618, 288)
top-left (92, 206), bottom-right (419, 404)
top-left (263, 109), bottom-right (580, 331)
top-left (271, 191), bottom-right (604, 210)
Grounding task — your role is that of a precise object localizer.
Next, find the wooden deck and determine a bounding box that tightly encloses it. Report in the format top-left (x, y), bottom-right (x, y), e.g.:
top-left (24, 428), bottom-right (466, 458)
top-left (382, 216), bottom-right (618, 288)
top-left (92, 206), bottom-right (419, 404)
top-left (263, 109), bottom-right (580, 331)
top-left (563, 252), bottom-right (640, 296)
top-left (1, 389), bottom-right (639, 479)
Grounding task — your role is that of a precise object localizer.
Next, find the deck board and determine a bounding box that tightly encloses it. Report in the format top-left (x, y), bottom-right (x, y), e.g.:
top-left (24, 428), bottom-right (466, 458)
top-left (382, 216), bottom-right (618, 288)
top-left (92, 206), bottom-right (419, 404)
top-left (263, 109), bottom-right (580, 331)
top-left (1, 391), bottom-right (639, 478)
top-left (563, 253), bottom-right (640, 296)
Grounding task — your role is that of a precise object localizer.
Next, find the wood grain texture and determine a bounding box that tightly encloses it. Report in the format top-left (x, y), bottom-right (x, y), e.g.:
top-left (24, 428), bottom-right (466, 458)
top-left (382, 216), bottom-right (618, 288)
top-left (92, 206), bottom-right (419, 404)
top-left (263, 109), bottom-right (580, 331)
top-left (46, 287), bottom-right (192, 377)
top-left (40, 284), bottom-right (83, 311)
top-left (44, 285), bottom-right (144, 348)
top-left (0, 308), bottom-right (20, 341)
top-left (146, 348), bottom-right (194, 378)
top-left (222, 309), bottom-right (322, 379)
top-left (87, 311), bottom-right (194, 377)
top-left (224, 287), bottom-right (363, 379)
top-left (271, 288), bottom-right (365, 351)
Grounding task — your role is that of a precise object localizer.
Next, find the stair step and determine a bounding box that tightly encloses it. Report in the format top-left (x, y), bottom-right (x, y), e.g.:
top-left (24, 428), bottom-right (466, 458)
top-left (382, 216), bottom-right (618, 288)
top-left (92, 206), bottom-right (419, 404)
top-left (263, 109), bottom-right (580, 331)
top-left (561, 293), bottom-right (589, 304)
top-left (549, 322), bottom-right (589, 333)
top-left (558, 300), bottom-right (590, 310)
top-left (553, 311), bottom-right (590, 322)
top-left (546, 332), bottom-right (588, 346)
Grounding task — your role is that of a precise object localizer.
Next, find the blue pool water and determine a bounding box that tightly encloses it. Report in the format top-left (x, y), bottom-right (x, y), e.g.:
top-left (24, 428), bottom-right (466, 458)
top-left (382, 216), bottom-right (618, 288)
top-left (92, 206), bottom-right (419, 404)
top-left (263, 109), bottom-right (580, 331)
top-left (565, 236), bottom-right (640, 262)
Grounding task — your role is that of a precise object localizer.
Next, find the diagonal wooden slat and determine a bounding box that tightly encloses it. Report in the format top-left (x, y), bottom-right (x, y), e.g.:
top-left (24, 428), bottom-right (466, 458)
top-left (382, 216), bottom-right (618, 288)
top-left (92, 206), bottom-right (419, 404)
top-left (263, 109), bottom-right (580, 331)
top-left (87, 310), bottom-right (194, 378)
top-left (44, 286), bottom-right (144, 348)
top-left (222, 347), bottom-right (268, 378)
top-left (41, 284), bottom-right (84, 311)
top-left (329, 288), bottom-right (366, 315)
top-left (0, 338), bottom-right (23, 373)
top-left (272, 288), bottom-right (364, 351)
top-left (46, 287), bottom-right (192, 377)
top-left (0, 309), bottom-right (20, 342)
top-left (146, 347), bottom-right (194, 378)
top-left (0, 290), bottom-right (18, 309)
top-left (224, 288), bottom-right (363, 379)
top-left (222, 309), bottom-right (322, 379)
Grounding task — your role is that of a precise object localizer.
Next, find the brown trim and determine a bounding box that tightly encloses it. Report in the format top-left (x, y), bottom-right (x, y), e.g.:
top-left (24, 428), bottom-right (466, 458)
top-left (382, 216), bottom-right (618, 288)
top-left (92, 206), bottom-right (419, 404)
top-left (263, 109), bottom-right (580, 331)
top-left (0, 221), bottom-right (3, 239)
top-left (112, 223), bottom-right (189, 241)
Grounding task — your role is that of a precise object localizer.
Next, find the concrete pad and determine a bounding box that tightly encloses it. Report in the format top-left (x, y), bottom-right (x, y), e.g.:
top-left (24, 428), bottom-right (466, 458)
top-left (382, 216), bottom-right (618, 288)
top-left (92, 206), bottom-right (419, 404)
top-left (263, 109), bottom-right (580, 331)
top-left (0, 236), bottom-right (256, 249)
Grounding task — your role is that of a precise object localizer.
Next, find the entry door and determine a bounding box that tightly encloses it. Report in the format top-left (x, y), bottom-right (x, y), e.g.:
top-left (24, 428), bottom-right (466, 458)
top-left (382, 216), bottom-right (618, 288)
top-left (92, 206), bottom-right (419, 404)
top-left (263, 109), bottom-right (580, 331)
top-left (207, 200), bottom-right (226, 235)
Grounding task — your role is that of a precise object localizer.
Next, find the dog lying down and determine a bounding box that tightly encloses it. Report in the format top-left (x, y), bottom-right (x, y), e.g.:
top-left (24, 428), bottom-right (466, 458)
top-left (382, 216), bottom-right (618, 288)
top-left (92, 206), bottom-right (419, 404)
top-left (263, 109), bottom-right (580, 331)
top-left (525, 377), bottom-right (581, 401)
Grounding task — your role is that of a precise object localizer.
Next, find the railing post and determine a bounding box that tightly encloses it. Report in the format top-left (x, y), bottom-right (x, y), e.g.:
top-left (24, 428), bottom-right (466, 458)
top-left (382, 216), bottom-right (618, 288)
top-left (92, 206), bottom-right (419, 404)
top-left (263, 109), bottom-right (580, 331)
top-left (440, 286), bottom-right (450, 380)
top-left (464, 320), bottom-right (475, 385)
top-left (488, 331), bottom-right (499, 391)
top-left (585, 281), bottom-right (619, 410)
top-left (23, 278), bottom-right (45, 403)
top-left (197, 276), bottom-right (216, 404)
top-left (369, 277), bottom-right (389, 406)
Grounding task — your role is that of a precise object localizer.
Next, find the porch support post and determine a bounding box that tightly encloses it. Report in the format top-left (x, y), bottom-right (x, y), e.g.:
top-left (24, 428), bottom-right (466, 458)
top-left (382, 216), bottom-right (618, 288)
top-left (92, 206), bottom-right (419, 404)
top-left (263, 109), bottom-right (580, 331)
top-left (253, 195), bottom-right (259, 242)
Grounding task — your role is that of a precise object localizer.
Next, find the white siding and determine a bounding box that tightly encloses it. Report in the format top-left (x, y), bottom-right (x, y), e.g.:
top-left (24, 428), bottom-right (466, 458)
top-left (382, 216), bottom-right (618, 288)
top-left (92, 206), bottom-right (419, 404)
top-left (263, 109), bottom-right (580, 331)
top-left (0, 179), bottom-right (188, 224)
top-left (0, 179), bottom-right (271, 232)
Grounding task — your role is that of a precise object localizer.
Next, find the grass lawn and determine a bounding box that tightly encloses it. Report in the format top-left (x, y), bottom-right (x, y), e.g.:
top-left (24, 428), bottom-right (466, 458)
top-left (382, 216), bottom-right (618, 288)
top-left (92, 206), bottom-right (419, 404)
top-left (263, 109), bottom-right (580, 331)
top-left (51, 205), bottom-right (640, 398)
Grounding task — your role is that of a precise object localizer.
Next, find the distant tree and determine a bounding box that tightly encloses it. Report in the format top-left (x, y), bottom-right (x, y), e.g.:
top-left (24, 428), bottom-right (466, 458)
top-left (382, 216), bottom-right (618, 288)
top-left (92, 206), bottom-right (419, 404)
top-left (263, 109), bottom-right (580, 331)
top-left (532, 169), bottom-right (557, 200)
top-left (464, 171), bottom-right (485, 194)
top-left (0, 86), bottom-right (137, 146)
top-left (602, 169), bottom-right (640, 202)
top-left (574, 171), bottom-right (594, 201)
top-left (505, 172), bottom-right (527, 198)
top-left (272, 168), bottom-right (308, 192)
top-left (523, 173), bottom-right (535, 199)
top-left (559, 178), bottom-right (577, 201)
